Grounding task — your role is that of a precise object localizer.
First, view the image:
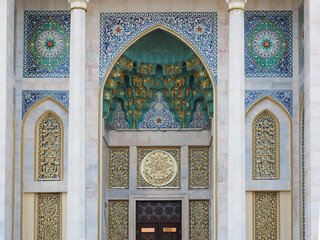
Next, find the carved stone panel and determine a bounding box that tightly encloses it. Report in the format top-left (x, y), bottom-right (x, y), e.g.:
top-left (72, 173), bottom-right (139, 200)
top-left (108, 147), bottom-right (129, 189)
top-left (253, 110), bottom-right (279, 179)
top-left (188, 146), bottom-right (210, 189)
top-left (37, 193), bottom-right (62, 240)
top-left (137, 147), bottom-right (181, 188)
top-left (189, 200), bottom-right (210, 240)
top-left (36, 112), bottom-right (63, 181)
top-left (254, 192), bottom-right (279, 240)
top-left (108, 200), bottom-right (129, 240)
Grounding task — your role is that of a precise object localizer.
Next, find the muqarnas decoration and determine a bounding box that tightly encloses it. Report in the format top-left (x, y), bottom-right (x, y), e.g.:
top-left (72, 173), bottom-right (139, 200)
top-left (245, 11), bottom-right (292, 77)
top-left (103, 56), bottom-right (213, 130)
top-left (24, 11), bottom-right (70, 78)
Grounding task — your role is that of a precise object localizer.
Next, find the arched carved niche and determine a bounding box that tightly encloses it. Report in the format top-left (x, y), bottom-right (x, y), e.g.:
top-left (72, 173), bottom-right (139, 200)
top-left (252, 109), bottom-right (280, 180)
top-left (35, 111), bottom-right (63, 181)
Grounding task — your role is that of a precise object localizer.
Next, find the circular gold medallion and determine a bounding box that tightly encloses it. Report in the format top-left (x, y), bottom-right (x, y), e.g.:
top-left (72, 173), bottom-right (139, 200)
top-left (140, 150), bottom-right (178, 187)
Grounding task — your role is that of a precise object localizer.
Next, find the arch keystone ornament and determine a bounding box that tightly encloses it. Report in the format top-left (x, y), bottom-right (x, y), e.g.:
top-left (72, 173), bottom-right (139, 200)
top-left (140, 150), bottom-right (178, 187)
top-left (246, 18), bottom-right (288, 71)
top-left (29, 17), bottom-right (70, 72)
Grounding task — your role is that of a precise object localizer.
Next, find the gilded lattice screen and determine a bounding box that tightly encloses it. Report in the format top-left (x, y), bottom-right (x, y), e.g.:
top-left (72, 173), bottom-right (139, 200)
top-left (108, 147), bottom-right (129, 189)
top-left (37, 193), bottom-right (62, 240)
top-left (254, 192), bottom-right (279, 240)
top-left (253, 110), bottom-right (279, 179)
top-left (189, 200), bottom-right (210, 240)
top-left (108, 200), bottom-right (128, 240)
top-left (36, 112), bottom-right (63, 181)
top-left (188, 146), bottom-right (210, 189)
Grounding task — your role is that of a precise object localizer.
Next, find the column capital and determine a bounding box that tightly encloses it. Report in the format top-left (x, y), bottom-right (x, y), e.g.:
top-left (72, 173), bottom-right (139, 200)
top-left (226, 0), bottom-right (246, 12)
top-left (68, 0), bottom-right (89, 11)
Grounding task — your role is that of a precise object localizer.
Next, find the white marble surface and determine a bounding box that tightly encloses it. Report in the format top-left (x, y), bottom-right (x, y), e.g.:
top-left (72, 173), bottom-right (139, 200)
top-left (67, 7), bottom-right (87, 240)
top-left (227, 6), bottom-right (246, 240)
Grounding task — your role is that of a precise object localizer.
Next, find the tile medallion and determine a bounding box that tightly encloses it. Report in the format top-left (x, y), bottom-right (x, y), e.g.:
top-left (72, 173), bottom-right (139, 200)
top-left (22, 90), bottom-right (69, 119)
top-left (24, 11), bottom-right (70, 78)
top-left (245, 11), bottom-right (292, 77)
top-left (245, 90), bottom-right (293, 117)
top-left (100, 12), bottom-right (217, 85)
top-left (299, 3), bottom-right (304, 73)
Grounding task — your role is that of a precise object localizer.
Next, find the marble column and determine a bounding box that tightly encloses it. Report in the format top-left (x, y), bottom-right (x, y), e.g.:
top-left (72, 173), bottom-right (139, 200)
top-left (67, 0), bottom-right (87, 239)
top-left (226, 0), bottom-right (246, 239)
top-left (0, 0), bottom-right (15, 239)
top-left (304, 0), bottom-right (320, 239)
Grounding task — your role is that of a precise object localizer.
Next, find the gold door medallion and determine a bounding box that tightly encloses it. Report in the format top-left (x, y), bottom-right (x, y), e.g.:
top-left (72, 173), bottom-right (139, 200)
top-left (140, 150), bottom-right (178, 187)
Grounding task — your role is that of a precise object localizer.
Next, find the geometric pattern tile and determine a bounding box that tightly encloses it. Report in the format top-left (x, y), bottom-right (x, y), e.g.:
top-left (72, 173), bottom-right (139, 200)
top-left (108, 147), bottom-right (129, 189)
top-left (245, 90), bottom-right (293, 117)
top-left (100, 12), bottom-right (217, 85)
top-left (245, 11), bottom-right (292, 78)
top-left (24, 11), bottom-right (70, 78)
top-left (22, 90), bottom-right (69, 119)
top-left (139, 92), bottom-right (180, 129)
top-left (299, 3), bottom-right (304, 73)
top-left (108, 200), bottom-right (129, 240)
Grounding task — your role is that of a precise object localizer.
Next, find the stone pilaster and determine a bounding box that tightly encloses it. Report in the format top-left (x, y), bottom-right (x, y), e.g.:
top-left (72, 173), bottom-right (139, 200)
top-left (67, 0), bottom-right (88, 239)
top-left (0, 0), bottom-right (15, 239)
top-left (304, 0), bottom-right (320, 239)
top-left (226, 0), bottom-right (246, 239)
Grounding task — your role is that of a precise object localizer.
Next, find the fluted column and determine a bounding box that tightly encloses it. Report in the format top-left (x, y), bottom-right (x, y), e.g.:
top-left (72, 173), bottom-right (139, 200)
top-left (304, 0), bottom-right (320, 239)
top-left (227, 0), bottom-right (246, 239)
top-left (67, 0), bottom-right (87, 239)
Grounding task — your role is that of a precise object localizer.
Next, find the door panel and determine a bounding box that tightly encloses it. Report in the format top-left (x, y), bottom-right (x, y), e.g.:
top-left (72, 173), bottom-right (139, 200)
top-left (137, 224), bottom-right (158, 240)
top-left (160, 224), bottom-right (181, 240)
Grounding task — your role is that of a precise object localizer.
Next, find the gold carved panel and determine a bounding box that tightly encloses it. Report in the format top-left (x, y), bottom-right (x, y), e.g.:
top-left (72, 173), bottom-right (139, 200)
top-left (35, 112), bottom-right (63, 181)
top-left (137, 147), bottom-right (181, 188)
top-left (254, 192), bottom-right (279, 240)
top-left (189, 200), bottom-right (210, 240)
top-left (36, 193), bottom-right (62, 240)
top-left (188, 146), bottom-right (210, 189)
top-left (253, 110), bottom-right (279, 179)
top-left (108, 147), bottom-right (129, 189)
top-left (108, 200), bottom-right (128, 240)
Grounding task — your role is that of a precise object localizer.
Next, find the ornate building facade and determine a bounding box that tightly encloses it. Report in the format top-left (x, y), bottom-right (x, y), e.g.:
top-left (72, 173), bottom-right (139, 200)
top-left (0, 0), bottom-right (318, 239)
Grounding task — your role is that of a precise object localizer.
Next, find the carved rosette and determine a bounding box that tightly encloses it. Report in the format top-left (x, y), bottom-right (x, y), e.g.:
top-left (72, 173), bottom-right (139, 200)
top-left (137, 147), bottom-right (181, 188)
top-left (140, 150), bottom-right (178, 187)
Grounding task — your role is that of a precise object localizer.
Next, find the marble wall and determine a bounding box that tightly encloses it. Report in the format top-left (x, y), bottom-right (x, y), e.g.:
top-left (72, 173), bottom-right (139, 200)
top-left (11, 0), bottom-right (304, 239)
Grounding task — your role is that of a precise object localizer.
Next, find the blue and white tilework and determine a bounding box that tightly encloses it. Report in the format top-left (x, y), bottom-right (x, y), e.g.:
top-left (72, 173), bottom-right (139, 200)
top-left (139, 92), bottom-right (180, 129)
top-left (100, 12), bottom-right (217, 85)
top-left (245, 11), bottom-right (293, 78)
top-left (108, 103), bottom-right (129, 130)
top-left (299, 3), bottom-right (304, 73)
top-left (23, 11), bottom-right (70, 78)
top-left (245, 90), bottom-right (293, 117)
top-left (189, 103), bottom-right (209, 129)
top-left (22, 90), bottom-right (69, 119)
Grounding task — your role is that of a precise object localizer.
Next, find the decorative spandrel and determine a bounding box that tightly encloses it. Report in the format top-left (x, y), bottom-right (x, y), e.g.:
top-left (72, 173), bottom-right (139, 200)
top-left (188, 146), bottom-right (210, 189)
top-left (254, 192), bottom-right (279, 240)
top-left (37, 193), bottom-right (62, 240)
top-left (137, 147), bottom-right (181, 188)
top-left (189, 200), bottom-right (210, 240)
top-left (108, 147), bottom-right (129, 189)
top-left (36, 112), bottom-right (63, 181)
top-left (253, 110), bottom-right (279, 180)
top-left (108, 200), bottom-right (129, 240)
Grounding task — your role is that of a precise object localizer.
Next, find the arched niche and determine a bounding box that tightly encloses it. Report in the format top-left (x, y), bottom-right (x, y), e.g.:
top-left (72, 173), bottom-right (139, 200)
top-left (102, 28), bottom-right (214, 130)
top-left (245, 97), bottom-right (291, 182)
